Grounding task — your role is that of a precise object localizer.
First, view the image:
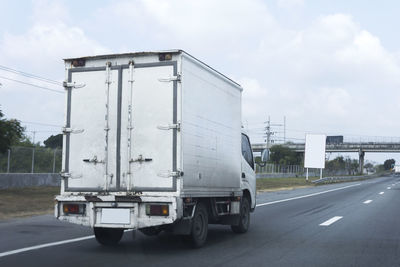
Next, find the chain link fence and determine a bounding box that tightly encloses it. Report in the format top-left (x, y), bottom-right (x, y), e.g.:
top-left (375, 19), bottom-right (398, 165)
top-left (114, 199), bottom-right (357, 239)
top-left (0, 146), bottom-right (62, 173)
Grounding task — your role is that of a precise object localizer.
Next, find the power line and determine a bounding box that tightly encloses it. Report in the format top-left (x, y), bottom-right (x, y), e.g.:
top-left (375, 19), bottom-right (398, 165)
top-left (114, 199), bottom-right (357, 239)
top-left (0, 65), bottom-right (62, 86)
top-left (22, 121), bottom-right (62, 127)
top-left (26, 130), bottom-right (61, 133)
top-left (0, 75), bottom-right (64, 94)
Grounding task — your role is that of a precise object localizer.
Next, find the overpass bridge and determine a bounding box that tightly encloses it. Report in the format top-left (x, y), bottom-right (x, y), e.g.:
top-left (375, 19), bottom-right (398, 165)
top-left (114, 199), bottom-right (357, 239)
top-left (252, 142), bottom-right (400, 174)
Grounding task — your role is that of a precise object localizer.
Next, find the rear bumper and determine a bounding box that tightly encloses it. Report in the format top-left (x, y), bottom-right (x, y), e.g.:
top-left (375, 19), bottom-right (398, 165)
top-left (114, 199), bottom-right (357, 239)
top-left (55, 194), bottom-right (178, 229)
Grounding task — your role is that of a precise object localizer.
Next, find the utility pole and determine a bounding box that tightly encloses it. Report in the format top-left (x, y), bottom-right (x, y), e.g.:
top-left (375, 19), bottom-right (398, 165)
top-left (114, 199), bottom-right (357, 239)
top-left (264, 116), bottom-right (274, 150)
top-left (32, 131), bottom-right (36, 145)
top-left (283, 116), bottom-right (286, 144)
top-left (31, 130), bottom-right (36, 174)
top-left (264, 116), bottom-right (286, 146)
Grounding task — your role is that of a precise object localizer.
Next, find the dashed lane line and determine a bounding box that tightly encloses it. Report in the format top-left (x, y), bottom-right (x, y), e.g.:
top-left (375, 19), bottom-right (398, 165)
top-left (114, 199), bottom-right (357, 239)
top-left (320, 216), bottom-right (343, 226)
top-left (379, 192), bottom-right (385, 195)
top-left (363, 200), bottom-right (373, 204)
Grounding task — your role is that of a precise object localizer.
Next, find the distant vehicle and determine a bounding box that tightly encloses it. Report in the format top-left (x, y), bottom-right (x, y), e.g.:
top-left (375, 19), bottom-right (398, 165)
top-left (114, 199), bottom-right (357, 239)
top-left (326, 135), bottom-right (344, 145)
top-left (54, 50), bottom-right (257, 248)
top-left (394, 165), bottom-right (400, 174)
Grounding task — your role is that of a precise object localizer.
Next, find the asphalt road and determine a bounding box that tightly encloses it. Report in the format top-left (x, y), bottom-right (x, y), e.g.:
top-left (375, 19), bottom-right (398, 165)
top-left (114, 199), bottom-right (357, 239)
top-left (1, 175), bottom-right (399, 267)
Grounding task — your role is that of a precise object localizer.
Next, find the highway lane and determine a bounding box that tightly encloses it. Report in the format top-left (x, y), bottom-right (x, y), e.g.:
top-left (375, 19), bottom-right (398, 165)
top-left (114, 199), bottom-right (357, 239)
top-left (0, 175), bottom-right (399, 266)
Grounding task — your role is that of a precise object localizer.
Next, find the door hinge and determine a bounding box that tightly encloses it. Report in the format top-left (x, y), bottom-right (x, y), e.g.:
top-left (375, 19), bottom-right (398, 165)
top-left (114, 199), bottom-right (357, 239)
top-left (129, 154), bottom-right (153, 163)
top-left (60, 172), bottom-right (82, 179)
top-left (60, 171), bottom-right (70, 179)
top-left (63, 81), bottom-right (86, 89)
top-left (157, 170), bottom-right (184, 178)
top-left (157, 122), bottom-right (181, 131)
top-left (158, 74), bottom-right (181, 82)
top-left (62, 127), bottom-right (84, 134)
top-left (82, 156), bottom-right (104, 164)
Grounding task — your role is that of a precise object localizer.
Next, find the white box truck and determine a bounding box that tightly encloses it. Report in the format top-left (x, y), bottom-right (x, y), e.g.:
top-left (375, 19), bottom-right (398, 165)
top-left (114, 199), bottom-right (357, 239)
top-left (55, 50), bottom-right (256, 248)
top-left (394, 165), bottom-right (400, 174)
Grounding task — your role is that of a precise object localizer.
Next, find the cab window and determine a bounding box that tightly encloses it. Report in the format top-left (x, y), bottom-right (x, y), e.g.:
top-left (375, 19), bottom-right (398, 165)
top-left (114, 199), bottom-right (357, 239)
top-left (241, 134), bottom-right (254, 170)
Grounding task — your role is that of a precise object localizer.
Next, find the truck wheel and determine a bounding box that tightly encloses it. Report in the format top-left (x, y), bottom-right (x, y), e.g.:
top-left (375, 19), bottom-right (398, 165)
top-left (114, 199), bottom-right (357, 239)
top-left (188, 202), bottom-right (208, 248)
top-left (140, 227), bottom-right (162, 236)
top-left (94, 227), bottom-right (124, 246)
top-left (231, 196), bottom-right (250, 234)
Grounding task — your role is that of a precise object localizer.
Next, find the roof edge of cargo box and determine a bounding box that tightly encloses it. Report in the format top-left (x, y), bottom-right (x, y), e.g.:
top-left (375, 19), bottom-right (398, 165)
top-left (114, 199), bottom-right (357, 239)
top-left (63, 49), bottom-right (242, 91)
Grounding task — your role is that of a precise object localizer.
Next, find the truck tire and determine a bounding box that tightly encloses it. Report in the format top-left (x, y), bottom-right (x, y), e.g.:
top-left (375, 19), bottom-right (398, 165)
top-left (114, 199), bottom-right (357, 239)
top-left (188, 202), bottom-right (208, 248)
top-left (231, 196), bottom-right (250, 233)
top-left (94, 227), bottom-right (124, 246)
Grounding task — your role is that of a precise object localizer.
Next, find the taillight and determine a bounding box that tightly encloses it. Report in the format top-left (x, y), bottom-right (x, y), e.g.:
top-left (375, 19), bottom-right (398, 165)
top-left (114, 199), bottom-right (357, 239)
top-left (63, 203), bottom-right (85, 214)
top-left (146, 204), bottom-right (169, 216)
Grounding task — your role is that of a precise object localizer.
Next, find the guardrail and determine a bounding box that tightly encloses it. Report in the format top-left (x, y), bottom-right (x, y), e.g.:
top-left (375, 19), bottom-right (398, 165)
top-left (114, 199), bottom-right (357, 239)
top-left (312, 174), bottom-right (380, 184)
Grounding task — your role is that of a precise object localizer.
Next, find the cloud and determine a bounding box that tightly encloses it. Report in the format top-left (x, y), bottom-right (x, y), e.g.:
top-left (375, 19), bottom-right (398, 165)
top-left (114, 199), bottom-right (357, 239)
top-left (2, 0), bottom-right (400, 147)
top-left (92, 0), bottom-right (278, 63)
top-left (240, 77), bottom-right (269, 118)
top-left (277, 0), bottom-right (304, 9)
top-left (89, 1), bottom-right (400, 139)
top-left (0, 0), bottom-right (109, 142)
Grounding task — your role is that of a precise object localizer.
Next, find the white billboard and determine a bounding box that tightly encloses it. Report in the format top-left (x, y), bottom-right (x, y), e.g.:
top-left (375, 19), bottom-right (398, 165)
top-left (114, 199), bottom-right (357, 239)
top-left (304, 134), bottom-right (326, 169)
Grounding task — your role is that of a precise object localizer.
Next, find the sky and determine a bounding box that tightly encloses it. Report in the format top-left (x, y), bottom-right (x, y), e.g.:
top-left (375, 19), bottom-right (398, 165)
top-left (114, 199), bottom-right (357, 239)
top-left (1, 0), bottom-right (400, 164)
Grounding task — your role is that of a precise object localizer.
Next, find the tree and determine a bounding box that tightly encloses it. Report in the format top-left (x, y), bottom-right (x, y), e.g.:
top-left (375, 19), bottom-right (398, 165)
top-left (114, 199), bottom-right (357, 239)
top-left (268, 145), bottom-right (301, 165)
top-left (44, 134), bottom-right (63, 149)
top-left (0, 109), bottom-right (24, 153)
top-left (364, 163), bottom-right (373, 169)
top-left (325, 156), bottom-right (360, 175)
top-left (325, 156), bottom-right (345, 173)
top-left (383, 159), bottom-right (395, 170)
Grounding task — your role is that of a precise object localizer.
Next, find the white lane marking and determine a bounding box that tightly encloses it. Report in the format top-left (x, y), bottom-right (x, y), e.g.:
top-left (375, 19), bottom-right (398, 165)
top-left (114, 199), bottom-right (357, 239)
top-left (387, 187), bottom-right (391, 190)
top-left (379, 192), bottom-right (384, 195)
top-left (256, 183), bottom-right (361, 207)
top-left (320, 216), bottom-right (343, 226)
top-left (0, 235), bottom-right (94, 258)
top-left (0, 229), bottom-right (134, 258)
top-left (363, 200), bottom-right (373, 204)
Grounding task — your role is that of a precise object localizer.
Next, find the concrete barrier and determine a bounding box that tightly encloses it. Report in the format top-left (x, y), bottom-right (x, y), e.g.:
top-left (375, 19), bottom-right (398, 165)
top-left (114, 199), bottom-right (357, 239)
top-left (0, 173), bottom-right (60, 189)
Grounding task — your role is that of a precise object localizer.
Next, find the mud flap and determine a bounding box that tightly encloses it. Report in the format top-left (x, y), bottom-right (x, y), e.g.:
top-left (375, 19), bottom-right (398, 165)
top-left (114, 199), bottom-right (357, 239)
top-left (172, 218), bottom-right (192, 235)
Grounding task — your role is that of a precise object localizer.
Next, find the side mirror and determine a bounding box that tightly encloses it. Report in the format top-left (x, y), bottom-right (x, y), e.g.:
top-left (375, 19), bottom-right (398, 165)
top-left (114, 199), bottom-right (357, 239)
top-left (261, 149), bottom-right (269, 162)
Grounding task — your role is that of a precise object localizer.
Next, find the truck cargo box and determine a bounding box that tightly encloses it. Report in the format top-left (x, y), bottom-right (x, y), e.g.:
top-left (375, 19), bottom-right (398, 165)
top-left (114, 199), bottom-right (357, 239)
top-left (61, 50), bottom-right (243, 197)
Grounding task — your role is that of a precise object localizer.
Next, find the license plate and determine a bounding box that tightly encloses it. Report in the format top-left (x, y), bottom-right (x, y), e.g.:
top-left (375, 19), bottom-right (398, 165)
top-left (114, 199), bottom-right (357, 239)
top-left (100, 208), bottom-right (131, 224)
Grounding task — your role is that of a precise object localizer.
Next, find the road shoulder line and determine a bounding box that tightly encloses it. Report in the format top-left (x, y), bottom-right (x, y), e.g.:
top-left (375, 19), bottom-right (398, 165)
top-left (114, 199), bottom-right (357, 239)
top-left (0, 235), bottom-right (94, 258)
top-left (256, 183), bottom-right (361, 207)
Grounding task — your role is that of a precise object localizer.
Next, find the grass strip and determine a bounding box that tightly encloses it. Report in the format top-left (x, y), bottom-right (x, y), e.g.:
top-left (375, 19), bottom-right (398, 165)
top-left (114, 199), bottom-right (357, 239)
top-left (0, 186), bottom-right (59, 220)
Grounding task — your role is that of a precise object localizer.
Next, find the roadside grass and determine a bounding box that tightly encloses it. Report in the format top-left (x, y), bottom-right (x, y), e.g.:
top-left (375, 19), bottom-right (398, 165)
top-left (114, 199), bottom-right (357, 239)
top-left (257, 177), bottom-right (319, 192)
top-left (0, 187), bottom-right (59, 220)
top-left (256, 173), bottom-right (388, 192)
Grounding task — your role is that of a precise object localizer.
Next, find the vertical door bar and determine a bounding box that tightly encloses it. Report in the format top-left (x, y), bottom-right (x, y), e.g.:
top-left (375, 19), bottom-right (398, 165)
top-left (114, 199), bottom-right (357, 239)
top-left (127, 61), bottom-right (134, 191)
top-left (104, 62), bottom-right (111, 191)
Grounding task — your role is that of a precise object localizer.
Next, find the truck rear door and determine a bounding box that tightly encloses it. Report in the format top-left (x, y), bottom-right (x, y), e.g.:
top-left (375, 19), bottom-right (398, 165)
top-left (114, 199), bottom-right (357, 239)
top-left (63, 61), bottom-right (178, 192)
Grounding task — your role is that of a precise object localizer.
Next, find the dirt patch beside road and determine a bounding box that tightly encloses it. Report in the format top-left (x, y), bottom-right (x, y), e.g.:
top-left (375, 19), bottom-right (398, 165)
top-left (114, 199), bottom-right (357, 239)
top-left (256, 177), bottom-right (319, 192)
top-left (0, 187), bottom-right (59, 220)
